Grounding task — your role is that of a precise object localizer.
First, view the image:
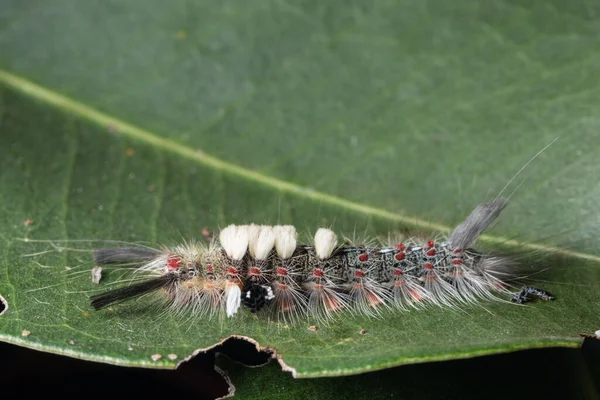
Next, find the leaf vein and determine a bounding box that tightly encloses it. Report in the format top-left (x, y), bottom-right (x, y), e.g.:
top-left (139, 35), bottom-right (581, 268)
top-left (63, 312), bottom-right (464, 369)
top-left (0, 69), bottom-right (598, 264)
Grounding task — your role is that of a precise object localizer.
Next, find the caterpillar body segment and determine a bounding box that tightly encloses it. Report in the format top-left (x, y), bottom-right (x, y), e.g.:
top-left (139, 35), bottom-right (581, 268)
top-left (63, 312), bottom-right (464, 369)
top-left (90, 198), bottom-right (553, 321)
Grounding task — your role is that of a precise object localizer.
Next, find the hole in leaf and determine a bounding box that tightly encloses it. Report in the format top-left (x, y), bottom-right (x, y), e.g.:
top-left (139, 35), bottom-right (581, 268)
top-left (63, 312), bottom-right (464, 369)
top-left (0, 294), bottom-right (7, 316)
top-left (217, 337), bottom-right (273, 367)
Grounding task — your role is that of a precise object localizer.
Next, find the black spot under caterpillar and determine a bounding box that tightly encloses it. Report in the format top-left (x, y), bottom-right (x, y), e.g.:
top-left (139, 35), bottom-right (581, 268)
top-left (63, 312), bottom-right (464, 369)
top-left (89, 197), bottom-right (554, 322)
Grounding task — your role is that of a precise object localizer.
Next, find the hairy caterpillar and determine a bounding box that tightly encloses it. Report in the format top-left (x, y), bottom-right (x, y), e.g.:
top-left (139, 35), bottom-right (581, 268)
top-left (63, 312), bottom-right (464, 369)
top-left (88, 196), bottom-right (554, 322)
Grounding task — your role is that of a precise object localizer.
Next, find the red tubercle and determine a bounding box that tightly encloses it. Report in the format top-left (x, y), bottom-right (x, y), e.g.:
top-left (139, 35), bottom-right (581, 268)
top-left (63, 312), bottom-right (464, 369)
top-left (409, 289), bottom-right (425, 302)
top-left (424, 263), bottom-right (434, 270)
top-left (277, 290), bottom-right (296, 312)
top-left (452, 259), bottom-right (463, 265)
top-left (276, 267), bottom-right (288, 276)
top-left (395, 252), bottom-right (405, 261)
top-left (249, 267), bottom-right (261, 276)
top-left (367, 291), bottom-right (383, 307)
top-left (354, 270), bottom-right (365, 278)
top-left (393, 269), bottom-right (403, 276)
top-left (167, 255), bottom-right (182, 271)
top-left (227, 266), bottom-right (239, 276)
top-left (325, 295), bottom-right (344, 312)
top-left (313, 268), bottom-right (325, 278)
top-left (426, 249), bottom-right (436, 257)
top-left (453, 249), bottom-right (462, 254)
top-left (395, 243), bottom-right (405, 251)
top-left (206, 264), bottom-right (213, 272)
top-left (359, 253), bottom-right (368, 262)
top-left (427, 240), bottom-right (435, 248)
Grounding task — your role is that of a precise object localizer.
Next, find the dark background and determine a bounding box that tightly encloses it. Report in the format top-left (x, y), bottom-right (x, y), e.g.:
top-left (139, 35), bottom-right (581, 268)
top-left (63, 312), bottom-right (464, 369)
top-left (1, 338), bottom-right (599, 400)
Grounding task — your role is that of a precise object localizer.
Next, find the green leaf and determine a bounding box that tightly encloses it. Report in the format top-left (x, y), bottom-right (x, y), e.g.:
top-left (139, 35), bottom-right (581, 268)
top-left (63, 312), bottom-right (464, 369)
top-left (1, 0), bottom-right (600, 380)
top-left (221, 345), bottom-right (599, 399)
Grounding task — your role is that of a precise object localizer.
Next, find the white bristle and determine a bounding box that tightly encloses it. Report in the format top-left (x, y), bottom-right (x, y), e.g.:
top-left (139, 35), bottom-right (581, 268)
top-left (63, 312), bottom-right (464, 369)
top-left (245, 224), bottom-right (261, 258)
top-left (219, 225), bottom-right (236, 257)
top-left (225, 283), bottom-right (241, 317)
top-left (219, 224), bottom-right (249, 261)
top-left (314, 228), bottom-right (338, 259)
top-left (274, 225), bottom-right (297, 259)
top-left (251, 225), bottom-right (276, 260)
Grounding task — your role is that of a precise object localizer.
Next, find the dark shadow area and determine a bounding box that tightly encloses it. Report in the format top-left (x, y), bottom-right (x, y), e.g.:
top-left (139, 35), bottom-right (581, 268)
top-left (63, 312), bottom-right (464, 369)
top-left (217, 337), bottom-right (272, 367)
top-left (0, 337), bottom-right (272, 400)
top-left (221, 341), bottom-right (600, 399)
top-left (1, 338), bottom-right (599, 400)
top-left (582, 337), bottom-right (600, 395)
top-left (0, 341), bottom-right (227, 400)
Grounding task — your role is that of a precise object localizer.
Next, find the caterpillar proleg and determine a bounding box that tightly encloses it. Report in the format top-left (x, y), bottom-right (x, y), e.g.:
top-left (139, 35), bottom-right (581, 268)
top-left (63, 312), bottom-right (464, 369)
top-left (88, 196), bottom-right (554, 322)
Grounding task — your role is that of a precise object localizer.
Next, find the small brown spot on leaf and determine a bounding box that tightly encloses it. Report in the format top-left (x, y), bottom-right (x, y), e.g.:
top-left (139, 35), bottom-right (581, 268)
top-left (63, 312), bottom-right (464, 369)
top-left (125, 148), bottom-right (135, 157)
top-left (359, 329), bottom-right (367, 335)
top-left (176, 30), bottom-right (187, 39)
top-left (579, 333), bottom-right (600, 340)
top-left (307, 325), bottom-right (318, 332)
top-left (24, 219), bottom-right (34, 226)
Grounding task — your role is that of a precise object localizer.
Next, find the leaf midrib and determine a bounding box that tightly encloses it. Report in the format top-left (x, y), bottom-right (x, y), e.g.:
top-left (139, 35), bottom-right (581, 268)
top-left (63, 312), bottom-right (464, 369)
top-left (0, 68), bottom-right (597, 264)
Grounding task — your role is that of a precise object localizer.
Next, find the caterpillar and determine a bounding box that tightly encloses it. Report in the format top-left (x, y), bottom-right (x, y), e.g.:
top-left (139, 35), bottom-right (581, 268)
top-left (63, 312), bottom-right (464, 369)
top-left (89, 196), bottom-right (554, 322)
